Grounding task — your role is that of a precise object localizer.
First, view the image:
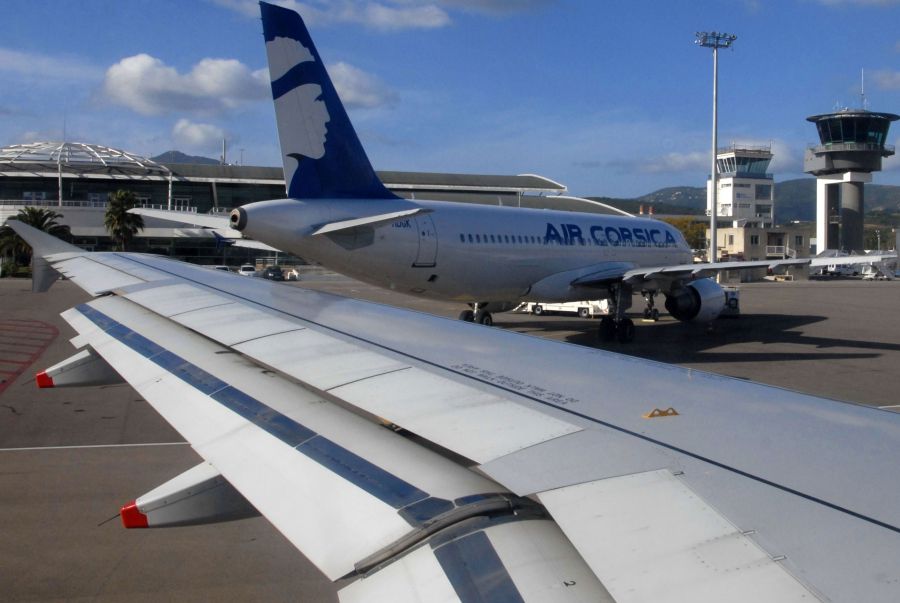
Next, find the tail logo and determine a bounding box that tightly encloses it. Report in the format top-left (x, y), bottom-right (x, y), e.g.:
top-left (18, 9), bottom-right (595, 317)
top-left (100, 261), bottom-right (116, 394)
top-left (266, 36), bottom-right (330, 186)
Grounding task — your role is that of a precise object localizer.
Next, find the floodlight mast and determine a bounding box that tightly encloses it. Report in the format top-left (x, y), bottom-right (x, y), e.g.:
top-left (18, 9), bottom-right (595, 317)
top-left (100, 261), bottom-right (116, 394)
top-left (695, 31), bottom-right (736, 264)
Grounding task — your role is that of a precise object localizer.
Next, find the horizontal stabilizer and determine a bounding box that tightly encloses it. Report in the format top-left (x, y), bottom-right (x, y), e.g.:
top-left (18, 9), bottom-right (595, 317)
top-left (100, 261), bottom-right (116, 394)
top-left (121, 461), bottom-right (259, 529)
top-left (129, 209), bottom-right (280, 251)
top-left (311, 208), bottom-right (430, 236)
top-left (129, 208), bottom-right (231, 229)
top-left (36, 348), bottom-right (123, 388)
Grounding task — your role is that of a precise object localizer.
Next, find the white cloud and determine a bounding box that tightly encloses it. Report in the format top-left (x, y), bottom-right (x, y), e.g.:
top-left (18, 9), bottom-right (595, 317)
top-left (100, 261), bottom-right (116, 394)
top-left (872, 69), bottom-right (900, 90)
top-left (213, 0), bottom-right (451, 30)
top-left (634, 151), bottom-right (711, 173)
top-left (0, 47), bottom-right (102, 81)
top-left (172, 119), bottom-right (227, 152)
top-left (101, 54), bottom-right (268, 116)
top-left (813, 0), bottom-right (900, 5)
top-left (329, 61), bottom-right (396, 108)
top-left (437, 0), bottom-right (551, 15)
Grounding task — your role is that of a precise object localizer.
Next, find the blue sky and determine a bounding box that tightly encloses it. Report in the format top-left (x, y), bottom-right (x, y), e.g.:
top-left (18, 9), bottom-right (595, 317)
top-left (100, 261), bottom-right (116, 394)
top-left (2, 0), bottom-right (900, 198)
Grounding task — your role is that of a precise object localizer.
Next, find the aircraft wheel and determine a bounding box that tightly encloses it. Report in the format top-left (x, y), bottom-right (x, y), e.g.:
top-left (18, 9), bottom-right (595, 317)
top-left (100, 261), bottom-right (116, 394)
top-left (459, 309), bottom-right (475, 322)
top-left (616, 318), bottom-right (635, 343)
top-left (476, 312), bottom-right (493, 326)
top-left (598, 316), bottom-right (616, 340)
top-left (533, 305), bottom-right (544, 316)
top-left (578, 307), bottom-right (590, 319)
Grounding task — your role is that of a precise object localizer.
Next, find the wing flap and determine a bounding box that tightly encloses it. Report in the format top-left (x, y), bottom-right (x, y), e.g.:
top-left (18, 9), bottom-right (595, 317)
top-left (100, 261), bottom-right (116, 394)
top-left (63, 295), bottom-right (509, 580)
top-left (538, 469), bottom-right (816, 602)
top-left (339, 518), bottom-right (614, 602)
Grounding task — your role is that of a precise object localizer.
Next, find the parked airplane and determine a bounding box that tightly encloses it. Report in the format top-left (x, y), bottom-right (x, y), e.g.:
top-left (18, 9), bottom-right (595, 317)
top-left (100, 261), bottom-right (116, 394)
top-left (11, 5), bottom-right (900, 600)
top-left (137, 2), bottom-right (892, 343)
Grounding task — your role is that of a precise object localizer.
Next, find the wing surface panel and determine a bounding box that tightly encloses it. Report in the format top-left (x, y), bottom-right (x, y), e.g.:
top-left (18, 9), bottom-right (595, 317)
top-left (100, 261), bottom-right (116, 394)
top-left (117, 278), bottom-right (584, 464)
top-left (60, 295), bottom-right (520, 580)
top-left (339, 517), bottom-right (613, 603)
top-left (538, 470), bottom-right (815, 602)
top-left (50, 255), bottom-right (147, 294)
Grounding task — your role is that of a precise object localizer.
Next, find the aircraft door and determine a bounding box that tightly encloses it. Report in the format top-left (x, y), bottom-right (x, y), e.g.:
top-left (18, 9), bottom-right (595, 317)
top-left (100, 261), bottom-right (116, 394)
top-left (413, 214), bottom-right (438, 267)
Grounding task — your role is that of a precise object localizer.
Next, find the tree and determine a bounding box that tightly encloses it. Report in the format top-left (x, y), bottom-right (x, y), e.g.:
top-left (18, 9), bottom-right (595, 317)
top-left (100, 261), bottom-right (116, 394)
top-left (662, 217), bottom-right (707, 250)
top-left (0, 207), bottom-right (71, 273)
top-left (104, 190), bottom-right (144, 251)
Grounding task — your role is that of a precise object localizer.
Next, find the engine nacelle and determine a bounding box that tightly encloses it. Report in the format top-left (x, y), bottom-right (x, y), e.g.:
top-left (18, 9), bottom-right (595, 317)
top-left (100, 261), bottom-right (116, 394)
top-left (664, 278), bottom-right (725, 323)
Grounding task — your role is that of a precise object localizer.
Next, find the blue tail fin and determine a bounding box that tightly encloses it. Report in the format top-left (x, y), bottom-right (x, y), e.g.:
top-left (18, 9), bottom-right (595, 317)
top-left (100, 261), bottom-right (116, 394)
top-left (260, 1), bottom-right (396, 200)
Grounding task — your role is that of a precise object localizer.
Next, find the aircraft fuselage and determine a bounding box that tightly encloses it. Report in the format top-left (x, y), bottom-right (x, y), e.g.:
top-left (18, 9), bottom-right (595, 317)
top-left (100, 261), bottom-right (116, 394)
top-left (236, 197), bottom-right (693, 303)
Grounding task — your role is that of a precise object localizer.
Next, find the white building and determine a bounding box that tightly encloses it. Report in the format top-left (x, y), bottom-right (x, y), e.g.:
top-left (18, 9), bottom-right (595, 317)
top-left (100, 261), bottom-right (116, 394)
top-left (707, 145), bottom-right (775, 228)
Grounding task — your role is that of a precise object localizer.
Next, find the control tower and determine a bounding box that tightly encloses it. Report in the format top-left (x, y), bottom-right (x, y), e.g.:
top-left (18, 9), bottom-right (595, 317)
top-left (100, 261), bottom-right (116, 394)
top-left (804, 109), bottom-right (898, 251)
top-left (710, 144), bottom-right (774, 228)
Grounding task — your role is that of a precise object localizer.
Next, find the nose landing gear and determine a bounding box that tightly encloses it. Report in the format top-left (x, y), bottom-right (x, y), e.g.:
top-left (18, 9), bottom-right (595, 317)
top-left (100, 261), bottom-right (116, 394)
top-left (459, 303), bottom-right (492, 326)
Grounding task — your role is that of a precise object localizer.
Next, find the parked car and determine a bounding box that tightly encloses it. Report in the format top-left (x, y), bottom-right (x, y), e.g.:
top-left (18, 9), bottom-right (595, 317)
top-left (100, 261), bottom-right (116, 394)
top-left (286, 268), bottom-right (300, 281)
top-left (261, 266), bottom-right (285, 281)
top-left (210, 265), bottom-right (230, 272)
top-left (238, 264), bottom-right (257, 277)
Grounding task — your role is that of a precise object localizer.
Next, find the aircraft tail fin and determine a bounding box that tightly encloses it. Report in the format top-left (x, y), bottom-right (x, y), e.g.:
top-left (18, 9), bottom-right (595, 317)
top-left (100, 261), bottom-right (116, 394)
top-left (260, 1), bottom-right (396, 200)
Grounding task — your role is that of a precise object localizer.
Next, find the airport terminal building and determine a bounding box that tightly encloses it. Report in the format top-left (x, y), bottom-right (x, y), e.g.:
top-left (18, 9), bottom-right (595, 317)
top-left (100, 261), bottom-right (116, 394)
top-left (0, 141), bottom-right (625, 264)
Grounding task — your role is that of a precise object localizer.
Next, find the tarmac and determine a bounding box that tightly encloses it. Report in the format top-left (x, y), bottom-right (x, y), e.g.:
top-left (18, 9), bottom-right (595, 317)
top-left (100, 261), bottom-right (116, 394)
top-left (1, 274), bottom-right (898, 601)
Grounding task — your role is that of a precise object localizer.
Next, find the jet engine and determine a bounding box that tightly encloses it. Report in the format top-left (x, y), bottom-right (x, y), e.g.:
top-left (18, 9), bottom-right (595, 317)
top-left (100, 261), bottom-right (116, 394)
top-left (663, 277), bottom-right (725, 323)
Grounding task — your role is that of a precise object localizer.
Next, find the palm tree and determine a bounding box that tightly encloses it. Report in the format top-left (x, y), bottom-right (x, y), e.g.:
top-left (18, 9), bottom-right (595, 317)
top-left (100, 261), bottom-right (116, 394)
top-left (0, 207), bottom-right (71, 272)
top-left (104, 190), bottom-right (144, 251)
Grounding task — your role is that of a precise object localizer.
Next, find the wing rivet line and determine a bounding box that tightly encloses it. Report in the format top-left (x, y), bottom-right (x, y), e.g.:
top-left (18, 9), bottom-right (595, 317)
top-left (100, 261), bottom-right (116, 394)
top-left (643, 407), bottom-right (679, 419)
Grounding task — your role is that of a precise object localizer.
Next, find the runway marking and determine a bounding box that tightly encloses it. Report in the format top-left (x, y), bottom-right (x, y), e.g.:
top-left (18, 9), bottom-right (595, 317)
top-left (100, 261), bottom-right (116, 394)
top-left (0, 442), bottom-right (188, 452)
top-left (0, 319), bottom-right (58, 396)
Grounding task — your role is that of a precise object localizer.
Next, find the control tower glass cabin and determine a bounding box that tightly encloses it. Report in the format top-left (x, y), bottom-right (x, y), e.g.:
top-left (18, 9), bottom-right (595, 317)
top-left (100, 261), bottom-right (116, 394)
top-left (804, 109), bottom-right (898, 252)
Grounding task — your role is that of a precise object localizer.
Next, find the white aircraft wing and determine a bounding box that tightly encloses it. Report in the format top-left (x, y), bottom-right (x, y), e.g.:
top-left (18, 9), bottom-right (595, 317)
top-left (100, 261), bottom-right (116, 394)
top-left (567, 259), bottom-right (807, 289)
top-left (13, 220), bottom-right (900, 602)
top-left (809, 252), bottom-right (897, 267)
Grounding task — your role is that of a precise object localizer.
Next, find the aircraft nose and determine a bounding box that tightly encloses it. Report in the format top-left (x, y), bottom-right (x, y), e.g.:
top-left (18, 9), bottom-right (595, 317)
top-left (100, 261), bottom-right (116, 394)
top-left (230, 207), bottom-right (247, 231)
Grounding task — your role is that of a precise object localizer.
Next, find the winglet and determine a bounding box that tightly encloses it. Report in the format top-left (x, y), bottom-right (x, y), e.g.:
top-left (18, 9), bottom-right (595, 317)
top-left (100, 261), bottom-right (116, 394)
top-left (7, 220), bottom-right (81, 292)
top-left (260, 1), bottom-right (397, 200)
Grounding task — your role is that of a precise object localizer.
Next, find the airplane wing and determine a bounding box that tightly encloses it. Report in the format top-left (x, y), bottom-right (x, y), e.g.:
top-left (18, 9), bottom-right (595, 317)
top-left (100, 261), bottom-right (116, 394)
top-left (13, 219), bottom-right (900, 602)
top-left (568, 258), bottom-right (807, 289)
top-left (808, 252), bottom-right (897, 267)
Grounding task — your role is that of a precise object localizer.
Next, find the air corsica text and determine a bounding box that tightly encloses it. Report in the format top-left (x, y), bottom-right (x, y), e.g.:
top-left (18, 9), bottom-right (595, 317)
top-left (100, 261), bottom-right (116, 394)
top-left (545, 223), bottom-right (679, 248)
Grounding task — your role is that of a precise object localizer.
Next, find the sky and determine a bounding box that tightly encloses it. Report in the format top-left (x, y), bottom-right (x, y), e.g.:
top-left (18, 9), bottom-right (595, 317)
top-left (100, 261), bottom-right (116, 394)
top-left (2, 0), bottom-right (900, 199)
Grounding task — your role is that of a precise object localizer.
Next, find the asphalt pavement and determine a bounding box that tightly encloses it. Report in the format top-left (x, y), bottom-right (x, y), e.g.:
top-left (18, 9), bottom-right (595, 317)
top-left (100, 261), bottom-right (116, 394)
top-left (1, 274), bottom-right (898, 601)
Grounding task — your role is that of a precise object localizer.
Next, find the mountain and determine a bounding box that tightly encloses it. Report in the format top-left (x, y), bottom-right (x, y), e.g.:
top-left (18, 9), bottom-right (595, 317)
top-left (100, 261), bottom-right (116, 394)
top-left (592, 179), bottom-right (900, 224)
top-left (585, 196), bottom-right (703, 216)
top-left (151, 150), bottom-right (220, 165)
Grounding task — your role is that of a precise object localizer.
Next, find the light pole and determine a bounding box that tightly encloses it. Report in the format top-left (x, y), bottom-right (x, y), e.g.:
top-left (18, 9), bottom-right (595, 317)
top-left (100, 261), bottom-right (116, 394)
top-left (695, 31), bottom-right (736, 263)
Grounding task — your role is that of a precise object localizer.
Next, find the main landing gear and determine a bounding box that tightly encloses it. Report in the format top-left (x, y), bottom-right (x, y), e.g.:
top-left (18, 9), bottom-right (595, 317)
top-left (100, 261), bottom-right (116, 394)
top-left (598, 284), bottom-right (635, 343)
top-left (459, 303), bottom-right (492, 326)
top-left (642, 290), bottom-right (660, 322)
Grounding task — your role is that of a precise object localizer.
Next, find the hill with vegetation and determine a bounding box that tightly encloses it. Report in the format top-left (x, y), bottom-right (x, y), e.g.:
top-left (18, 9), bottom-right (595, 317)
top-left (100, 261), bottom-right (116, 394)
top-left (591, 179), bottom-right (900, 225)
